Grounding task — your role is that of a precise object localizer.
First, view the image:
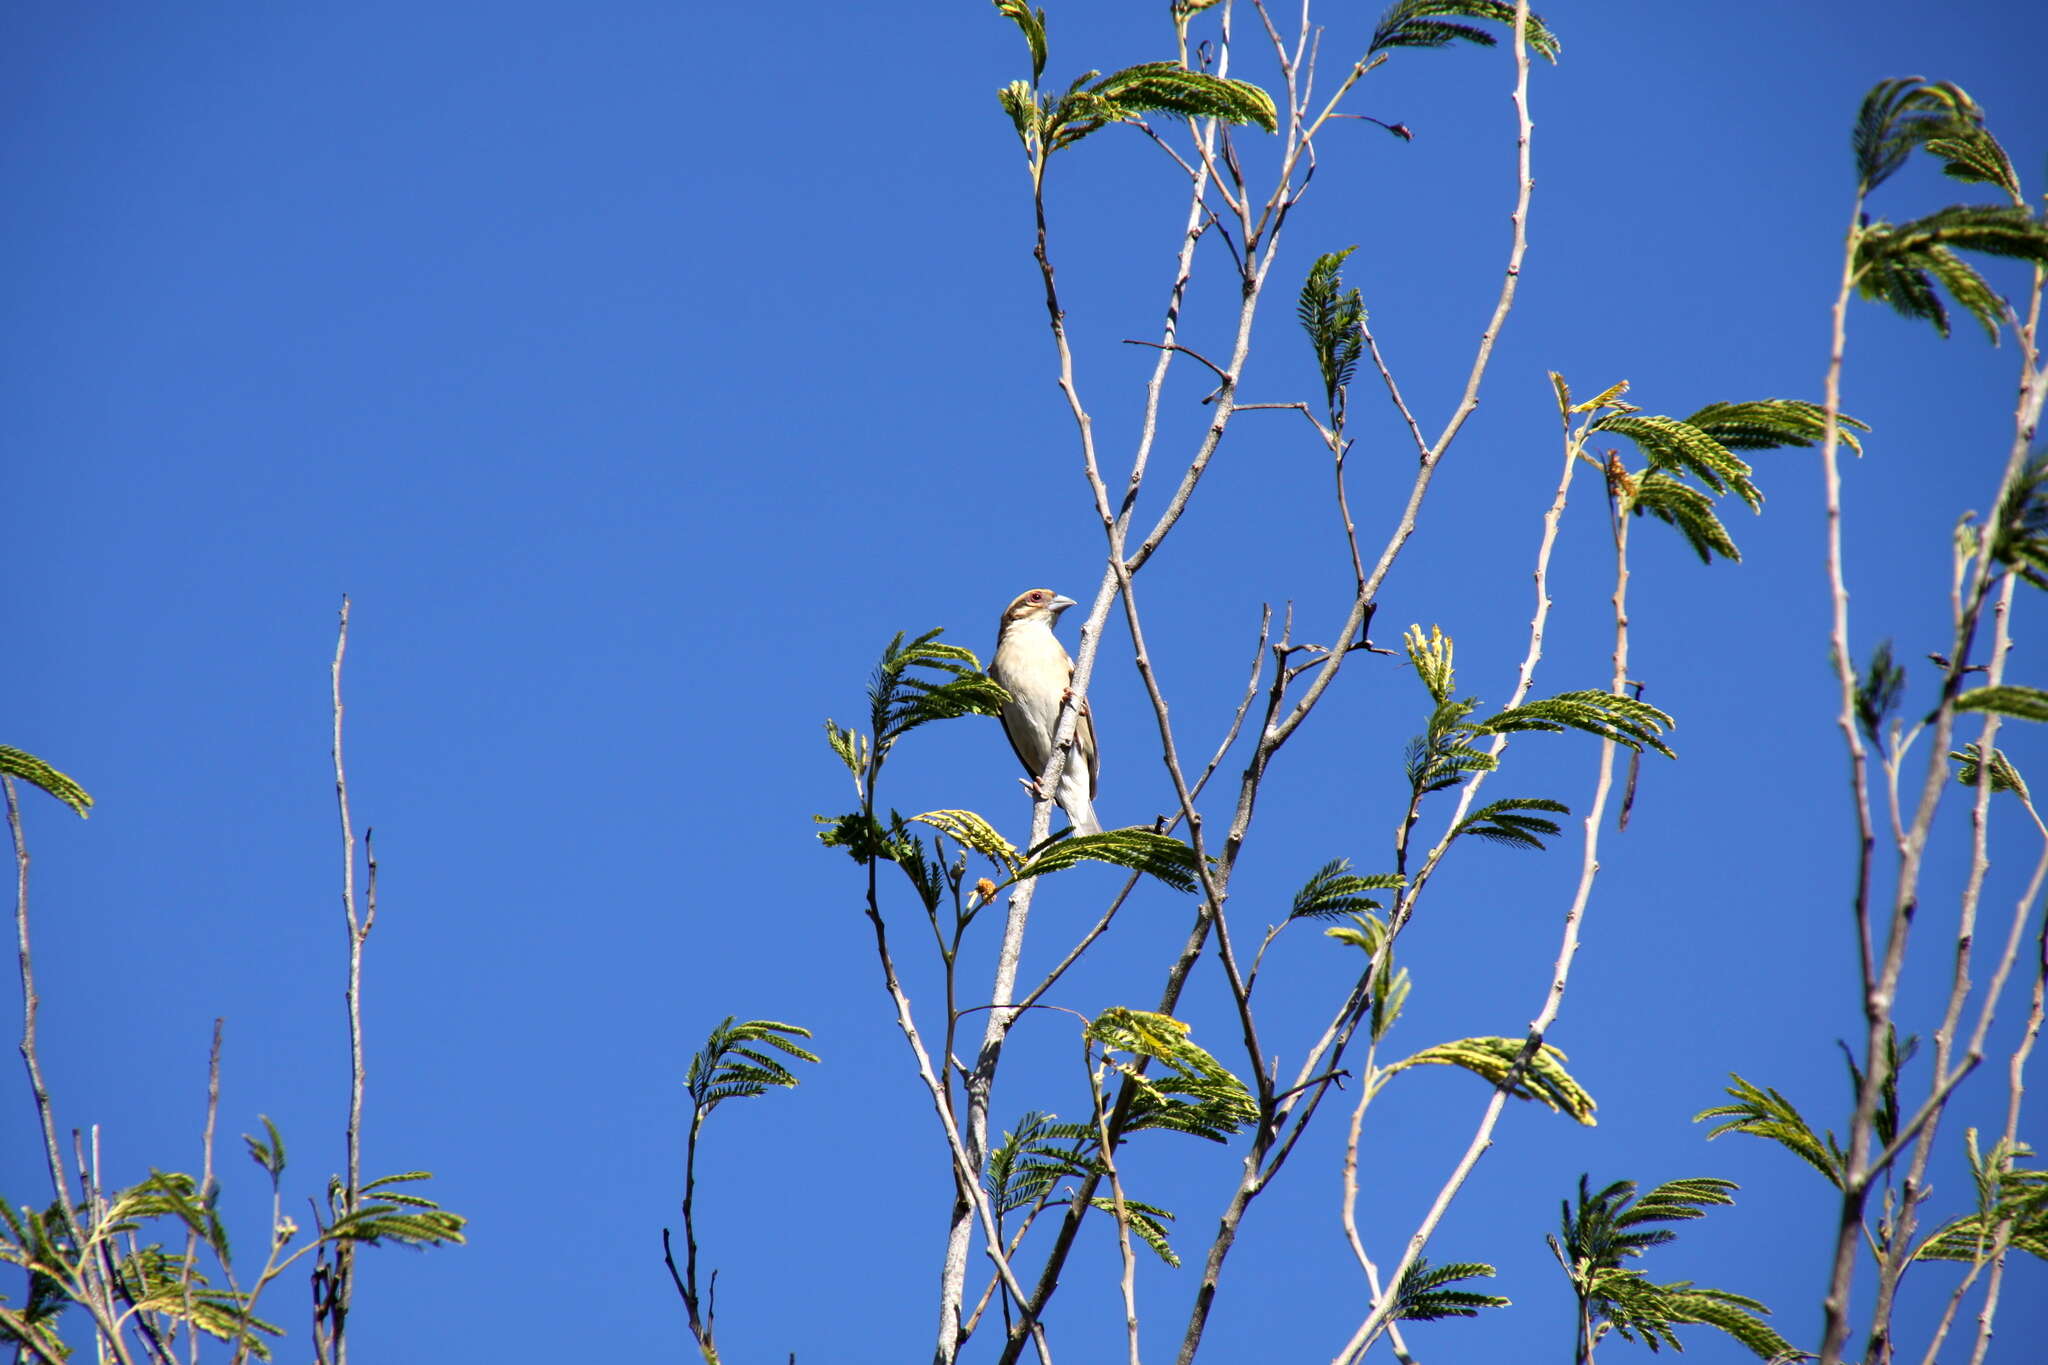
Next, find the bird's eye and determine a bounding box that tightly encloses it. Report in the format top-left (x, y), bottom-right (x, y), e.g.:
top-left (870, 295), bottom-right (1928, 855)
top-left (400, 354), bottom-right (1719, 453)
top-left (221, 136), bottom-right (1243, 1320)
top-left (1030, 591), bottom-right (1046, 601)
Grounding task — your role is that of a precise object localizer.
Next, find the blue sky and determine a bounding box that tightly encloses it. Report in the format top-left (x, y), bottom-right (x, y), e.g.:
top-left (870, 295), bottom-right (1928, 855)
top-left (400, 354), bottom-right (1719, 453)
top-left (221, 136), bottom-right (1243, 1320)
top-left (6, 2), bottom-right (2047, 1361)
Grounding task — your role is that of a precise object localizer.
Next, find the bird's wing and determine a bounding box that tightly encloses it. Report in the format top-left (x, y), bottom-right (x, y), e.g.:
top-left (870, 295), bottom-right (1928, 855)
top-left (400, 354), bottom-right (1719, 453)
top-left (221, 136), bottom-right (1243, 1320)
top-left (998, 700), bottom-right (1039, 778)
top-left (1077, 697), bottom-right (1099, 799)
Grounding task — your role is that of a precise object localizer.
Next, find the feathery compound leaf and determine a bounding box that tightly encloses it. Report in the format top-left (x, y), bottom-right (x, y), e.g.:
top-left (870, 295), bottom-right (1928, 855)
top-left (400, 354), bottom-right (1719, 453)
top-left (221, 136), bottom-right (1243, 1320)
top-left (1917, 242), bottom-right (2009, 341)
top-left (1551, 1175), bottom-right (1789, 1362)
top-left (1091, 62), bottom-right (1278, 132)
top-left (1013, 828), bottom-right (1201, 892)
top-left (1892, 203), bottom-right (2048, 259)
top-left (1853, 78), bottom-right (1981, 193)
top-left (1550, 371), bottom-right (1574, 414)
top-left (1856, 640), bottom-right (1908, 744)
top-left (1387, 1036), bottom-right (1597, 1124)
top-left (1324, 911), bottom-right (1392, 957)
top-left (1087, 1007), bottom-right (1258, 1142)
top-left (1572, 378), bottom-right (1632, 414)
top-left (1656, 1286), bottom-right (1796, 1362)
top-left (815, 809), bottom-right (918, 865)
top-left (1630, 470), bottom-right (1742, 563)
top-left (992, 0), bottom-right (1048, 85)
top-left (1914, 1199), bottom-right (2048, 1262)
top-left (1912, 1134), bottom-right (2048, 1262)
top-left (1088, 1195), bottom-right (1182, 1266)
top-left (986, 1110), bottom-right (1097, 1216)
top-left (1595, 414), bottom-right (1760, 510)
top-left (1453, 796), bottom-right (1570, 850)
top-left (1695, 1075), bottom-right (1845, 1187)
top-left (998, 79), bottom-right (1040, 142)
top-left (868, 630), bottom-right (1008, 754)
top-left (1854, 205), bottom-right (2048, 342)
top-left (112, 1246), bottom-right (281, 1357)
top-left (910, 809), bottom-right (1023, 875)
top-left (1299, 248), bottom-right (1365, 418)
top-left (685, 1018), bottom-right (819, 1118)
top-left (1289, 858), bottom-right (1404, 919)
top-left (0, 746), bottom-right (93, 817)
top-left (1856, 231), bottom-right (1958, 336)
top-left (823, 719), bottom-right (870, 783)
top-left (1838, 1027), bottom-right (1915, 1152)
top-left (327, 1199), bottom-right (466, 1248)
top-left (1621, 1176), bottom-right (1739, 1225)
top-left (1321, 911), bottom-right (1412, 1039)
top-left (1682, 398), bottom-right (1868, 455)
top-left (243, 1113), bottom-right (288, 1182)
top-left (1390, 1258), bottom-right (1510, 1320)
top-left (1951, 742), bottom-right (2029, 798)
top-left (1478, 691), bottom-right (1676, 758)
top-left (1403, 623), bottom-right (1457, 702)
top-left (1956, 684), bottom-right (2048, 722)
top-left (1925, 125), bottom-right (2022, 201)
top-left (1369, 1), bottom-right (1561, 62)
top-left (1993, 453), bottom-right (2048, 589)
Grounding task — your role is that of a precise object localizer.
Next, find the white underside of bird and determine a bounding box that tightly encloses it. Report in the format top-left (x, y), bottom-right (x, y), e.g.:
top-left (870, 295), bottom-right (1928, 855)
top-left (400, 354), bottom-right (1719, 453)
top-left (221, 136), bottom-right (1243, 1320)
top-left (991, 590), bottom-right (1101, 837)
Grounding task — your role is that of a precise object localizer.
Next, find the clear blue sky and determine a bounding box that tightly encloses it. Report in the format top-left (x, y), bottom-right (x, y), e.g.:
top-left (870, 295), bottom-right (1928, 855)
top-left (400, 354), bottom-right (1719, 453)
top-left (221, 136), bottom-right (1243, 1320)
top-left (6, 2), bottom-right (2045, 1360)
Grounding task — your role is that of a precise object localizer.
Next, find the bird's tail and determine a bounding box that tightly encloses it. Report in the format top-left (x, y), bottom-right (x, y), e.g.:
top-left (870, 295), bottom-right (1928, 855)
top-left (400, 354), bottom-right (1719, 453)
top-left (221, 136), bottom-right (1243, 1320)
top-left (1059, 770), bottom-right (1101, 837)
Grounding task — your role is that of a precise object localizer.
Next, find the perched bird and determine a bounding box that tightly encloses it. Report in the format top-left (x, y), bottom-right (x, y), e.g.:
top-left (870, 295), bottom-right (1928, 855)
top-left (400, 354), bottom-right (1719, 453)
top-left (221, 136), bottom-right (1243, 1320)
top-left (990, 588), bottom-right (1101, 836)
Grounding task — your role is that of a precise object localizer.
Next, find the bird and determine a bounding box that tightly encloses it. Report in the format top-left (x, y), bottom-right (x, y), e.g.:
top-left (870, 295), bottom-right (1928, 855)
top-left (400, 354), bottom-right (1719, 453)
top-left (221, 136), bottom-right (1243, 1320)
top-left (990, 588), bottom-right (1101, 836)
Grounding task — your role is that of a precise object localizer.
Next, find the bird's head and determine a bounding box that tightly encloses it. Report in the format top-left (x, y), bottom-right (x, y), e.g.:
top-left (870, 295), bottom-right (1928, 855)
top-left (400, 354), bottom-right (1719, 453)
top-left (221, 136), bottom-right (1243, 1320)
top-left (1000, 588), bottom-right (1077, 633)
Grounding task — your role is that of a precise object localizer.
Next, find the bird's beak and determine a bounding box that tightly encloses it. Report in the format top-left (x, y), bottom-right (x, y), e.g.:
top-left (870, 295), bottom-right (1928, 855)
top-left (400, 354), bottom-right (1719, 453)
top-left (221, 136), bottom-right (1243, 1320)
top-left (1052, 595), bottom-right (1078, 613)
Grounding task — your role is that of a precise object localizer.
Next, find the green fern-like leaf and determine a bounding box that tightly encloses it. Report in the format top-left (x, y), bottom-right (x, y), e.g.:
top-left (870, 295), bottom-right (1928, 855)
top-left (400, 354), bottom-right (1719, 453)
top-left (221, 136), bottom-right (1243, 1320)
top-left (114, 1243), bottom-right (283, 1359)
top-left (1089, 63), bottom-right (1279, 132)
top-left (1629, 470), bottom-right (1741, 563)
top-left (1596, 413), bottom-right (1760, 510)
top-left (1290, 858), bottom-right (1404, 919)
top-left (1856, 231), bottom-right (1956, 336)
top-left (1299, 248), bottom-right (1365, 419)
top-left (814, 809), bottom-right (917, 865)
top-left (1956, 684), bottom-right (2048, 722)
top-left (1478, 691), bottom-right (1676, 758)
top-left (1453, 796), bottom-right (1570, 850)
top-left (1912, 1135), bottom-right (2048, 1263)
top-left (1950, 742), bottom-right (2029, 798)
top-left (1369, 0), bottom-right (1561, 62)
top-left (823, 719), bottom-right (870, 783)
top-left (1855, 640), bottom-right (1908, 744)
top-left (998, 79), bottom-right (1040, 143)
top-left (1659, 1285), bottom-right (1796, 1362)
top-left (1390, 1257), bottom-right (1510, 1320)
top-left (1013, 828), bottom-right (1201, 892)
top-left (1387, 1036), bottom-right (1596, 1124)
top-left (243, 1113), bottom-right (288, 1183)
top-left (911, 809), bottom-right (1023, 875)
top-left (1322, 912), bottom-right (1413, 1040)
top-left (1087, 1008), bottom-right (1258, 1143)
top-left (992, 0), bottom-right (1048, 86)
top-left (1925, 125), bottom-right (2022, 202)
top-left (0, 745), bottom-right (93, 818)
top-left (1403, 623), bottom-right (1458, 702)
top-left (1853, 77), bottom-right (1981, 193)
top-left (1695, 1075), bottom-right (1845, 1187)
top-left (986, 1110), bottom-right (1097, 1217)
top-left (1088, 1194), bottom-right (1182, 1266)
top-left (1681, 399), bottom-right (1869, 455)
top-left (1991, 453), bottom-right (2048, 590)
top-left (865, 630), bottom-right (1008, 755)
top-left (685, 1018), bottom-right (820, 1118)
top-left (1551, 1174), bottom-right (1791, 1362)
top-left (1854, 205), bottom-right (2048, 342)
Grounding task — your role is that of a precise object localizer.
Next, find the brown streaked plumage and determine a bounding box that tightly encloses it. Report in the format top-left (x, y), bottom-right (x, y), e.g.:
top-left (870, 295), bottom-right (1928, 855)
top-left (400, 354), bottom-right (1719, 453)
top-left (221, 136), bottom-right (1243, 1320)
top-left (990, 588), bottom-right (1101, 836)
